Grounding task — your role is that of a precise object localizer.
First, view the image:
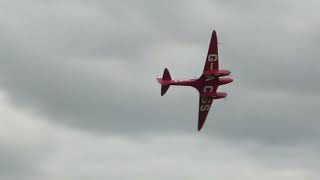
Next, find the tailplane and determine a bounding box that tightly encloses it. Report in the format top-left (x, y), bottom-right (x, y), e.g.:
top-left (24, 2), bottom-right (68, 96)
top-left (157, 68), bottom-right (172, 96)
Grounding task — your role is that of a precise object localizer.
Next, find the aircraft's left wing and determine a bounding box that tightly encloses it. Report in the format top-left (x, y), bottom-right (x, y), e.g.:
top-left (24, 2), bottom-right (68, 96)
top-left (203, 30), bottom-right (219, 73)
top-left (198, 96), bottom-right (214, 131)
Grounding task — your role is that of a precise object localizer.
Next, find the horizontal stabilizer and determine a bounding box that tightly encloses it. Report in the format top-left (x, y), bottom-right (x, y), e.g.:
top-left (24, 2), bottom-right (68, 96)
top-left (161, 85), bottom-right (170, 96)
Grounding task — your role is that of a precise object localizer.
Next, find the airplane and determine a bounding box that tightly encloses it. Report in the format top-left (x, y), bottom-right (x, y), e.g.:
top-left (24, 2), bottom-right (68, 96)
top-left (156, 30), bottom-right (233, 131)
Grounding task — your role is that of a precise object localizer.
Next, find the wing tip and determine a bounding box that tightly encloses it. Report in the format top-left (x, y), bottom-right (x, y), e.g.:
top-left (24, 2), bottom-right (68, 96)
top-left (212, 30), bottom-right (217, 36)
top-left (197, 118), bottom-right (205, 131)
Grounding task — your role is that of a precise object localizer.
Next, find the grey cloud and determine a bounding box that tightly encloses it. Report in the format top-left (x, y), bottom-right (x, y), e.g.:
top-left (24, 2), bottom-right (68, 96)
top-left (0, 110), bottom-right (55, 180)
top-left (206, 89), bottom-right (320, 145)
top-left (34, 132), bottom-right (320, 180)
top-left (0, 0), bottom-right (320, 145)
top-left (0, 143), bottom-right (37, 179)
top-left (1, 1), bottom-right (320, 179)
top-left (227, 31), bottom-right (320, 95)
top-left (0, 0), bottom-right (155, 60)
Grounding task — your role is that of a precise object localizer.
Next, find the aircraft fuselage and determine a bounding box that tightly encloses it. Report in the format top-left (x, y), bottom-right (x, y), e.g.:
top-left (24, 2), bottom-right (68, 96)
top-left (167, 75), bottom-right (233, 96)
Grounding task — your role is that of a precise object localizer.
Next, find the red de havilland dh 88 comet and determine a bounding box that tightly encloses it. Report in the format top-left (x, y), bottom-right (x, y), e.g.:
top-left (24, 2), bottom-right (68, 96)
top-left (157, 30), bottom-right (233, 131)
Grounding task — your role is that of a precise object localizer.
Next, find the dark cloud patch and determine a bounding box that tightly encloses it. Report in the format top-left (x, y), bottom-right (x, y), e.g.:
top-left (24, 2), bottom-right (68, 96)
top-left (0, 0), bottom-right (155, 60)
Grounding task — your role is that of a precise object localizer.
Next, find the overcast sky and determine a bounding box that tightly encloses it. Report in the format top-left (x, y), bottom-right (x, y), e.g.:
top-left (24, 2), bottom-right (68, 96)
top-left (0, 0), bottom-right (320, 179)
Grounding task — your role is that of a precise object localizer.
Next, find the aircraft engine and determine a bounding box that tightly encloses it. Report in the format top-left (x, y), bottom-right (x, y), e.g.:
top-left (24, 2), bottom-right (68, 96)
top-left (219, 77), bottom-right (233, 85)
top-left (213, 92), bottom-right (227, 99)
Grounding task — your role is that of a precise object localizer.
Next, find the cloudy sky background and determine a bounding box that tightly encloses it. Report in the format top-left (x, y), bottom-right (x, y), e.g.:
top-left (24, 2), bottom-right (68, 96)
top-left (0, 0), bottom-right (319, 179)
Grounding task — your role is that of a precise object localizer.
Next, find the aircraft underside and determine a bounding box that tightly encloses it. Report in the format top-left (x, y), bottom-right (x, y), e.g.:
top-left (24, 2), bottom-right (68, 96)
top-left (157, 30), bottom-right (233, 131)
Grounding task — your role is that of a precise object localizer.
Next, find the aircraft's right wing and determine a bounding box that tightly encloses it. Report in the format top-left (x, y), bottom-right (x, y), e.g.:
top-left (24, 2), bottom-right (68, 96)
top-left (203, 30), bottom-right (219, 73)
top-left (198, 96), bottom-right (214, 131)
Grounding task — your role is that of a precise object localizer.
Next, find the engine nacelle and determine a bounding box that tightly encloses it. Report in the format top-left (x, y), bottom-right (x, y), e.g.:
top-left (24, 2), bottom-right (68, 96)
top-left (204, 70), bottom-right (231, 77)
top-left (219, 77), bottom-right (233, 85)
top-left (213, 92), bottom-right (228, 99)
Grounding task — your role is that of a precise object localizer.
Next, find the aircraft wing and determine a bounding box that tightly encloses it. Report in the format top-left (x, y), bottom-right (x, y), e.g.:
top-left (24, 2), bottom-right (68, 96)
top-left (198, 96), bottom-right (214, 131)
top-left (203, 30), bottom-right (219, 73)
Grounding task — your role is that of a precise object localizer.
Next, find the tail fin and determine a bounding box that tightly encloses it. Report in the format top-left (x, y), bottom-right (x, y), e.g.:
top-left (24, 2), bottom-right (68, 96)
top-left (158, 68), bottom-right (171, 96)
top-left (162, 68), bottom-right (171, 81)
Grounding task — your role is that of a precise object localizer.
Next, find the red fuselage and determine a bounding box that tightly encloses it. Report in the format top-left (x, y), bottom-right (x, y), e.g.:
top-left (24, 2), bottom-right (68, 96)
top-left (158, 73), bottom-right (232, 99)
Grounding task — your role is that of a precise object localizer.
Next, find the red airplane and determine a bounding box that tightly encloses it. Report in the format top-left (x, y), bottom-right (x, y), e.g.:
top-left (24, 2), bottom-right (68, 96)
top-left (156, 30), bottom-right (233, 131)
